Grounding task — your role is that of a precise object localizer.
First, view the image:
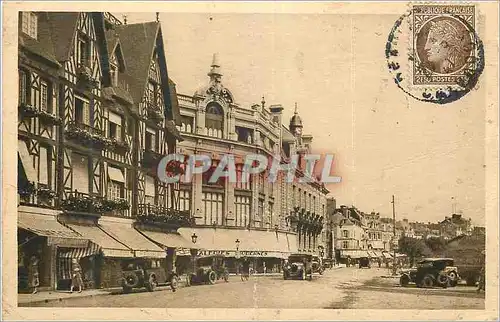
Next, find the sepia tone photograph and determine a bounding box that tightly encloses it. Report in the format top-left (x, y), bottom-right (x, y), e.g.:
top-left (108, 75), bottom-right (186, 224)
top-left (2, 1), bottom-right (499, 321)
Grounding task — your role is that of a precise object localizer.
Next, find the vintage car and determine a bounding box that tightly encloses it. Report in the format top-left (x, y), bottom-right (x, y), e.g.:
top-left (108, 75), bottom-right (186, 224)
top-left (311, 255), bottom-right (325, 275)
top-left (188, 255), bottom-right (229, 285)
top-left (121, 259), bottom-right (179, 293)
top-left (399, 258), bottom-right (459, 288)
top-left (358, 257), bottom-right (371, 269)
top-left (283, 253), bottom-right (313, 280)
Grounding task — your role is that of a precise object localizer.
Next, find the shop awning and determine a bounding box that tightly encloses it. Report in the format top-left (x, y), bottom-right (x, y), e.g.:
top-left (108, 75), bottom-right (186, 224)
top-left (99, 220), bottom-right (165, 258)
top-left (108, 166), bottom-right (125, 183)
top-left (382, 252), bottom-right (393, 259)
top-left (66, 223), bottom-right (134, 258)
top-left (138, 229), bottom-right (193, 249)
top-left (178, 227), bottom-right (293, 258)
top-left (58, 242), bottom-right (101, 258)
top-left (341, 250), bottom-right (370, 259)
top-left (18, 211), bottom-right (89, 247)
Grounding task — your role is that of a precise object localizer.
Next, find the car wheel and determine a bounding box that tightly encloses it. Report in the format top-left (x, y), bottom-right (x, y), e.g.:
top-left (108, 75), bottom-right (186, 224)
top-left (170, 275), bottom-right (179, 292)
top-left (400, 274), bottom-right (410, 287)
top-left (422, 274), bottom-right (434, 288)
top-left (208, 270), bottom-right (217, 285)
top-left (123, 272), bottom-right (139, 289)
top-left (437, 273), bottom-right (449, 287)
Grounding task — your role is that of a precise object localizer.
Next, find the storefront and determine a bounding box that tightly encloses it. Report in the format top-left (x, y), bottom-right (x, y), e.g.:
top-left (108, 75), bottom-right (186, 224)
top-left (178, 227), bottom-right (296, 274)
top-left (17, 206), bottom-right (90, 291)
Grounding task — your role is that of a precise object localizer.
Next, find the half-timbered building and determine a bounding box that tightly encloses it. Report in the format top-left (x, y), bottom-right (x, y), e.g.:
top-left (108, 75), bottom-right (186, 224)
top-left (17, 12), bottom-right (188, 291)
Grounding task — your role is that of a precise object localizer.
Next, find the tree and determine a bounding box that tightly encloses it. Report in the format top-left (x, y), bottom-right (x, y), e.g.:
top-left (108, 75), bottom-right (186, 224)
top-left (398, 236), bottom-right (432, 266)
top-left (424, 237), bottom-right (447, 254)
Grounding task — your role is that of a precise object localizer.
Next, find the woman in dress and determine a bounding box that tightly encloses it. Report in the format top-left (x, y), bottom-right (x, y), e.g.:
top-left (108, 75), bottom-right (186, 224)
top-left (70, 258), bottom-right (83, 293)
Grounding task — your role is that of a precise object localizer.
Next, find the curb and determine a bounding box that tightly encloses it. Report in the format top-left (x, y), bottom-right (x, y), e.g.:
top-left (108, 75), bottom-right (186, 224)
top-left (18, 292), bottom-right (110, 306)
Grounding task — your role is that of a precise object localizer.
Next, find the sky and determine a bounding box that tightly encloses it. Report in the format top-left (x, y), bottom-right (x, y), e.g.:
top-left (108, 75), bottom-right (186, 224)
top-left (115, 12), bottom-right (486, 225)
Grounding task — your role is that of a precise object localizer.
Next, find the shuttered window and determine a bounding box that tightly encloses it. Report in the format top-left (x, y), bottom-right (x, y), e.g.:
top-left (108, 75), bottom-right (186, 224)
top-left (71, 153), bottom-right (89, 194)
top-left (38, 146), bottom-right (50, 185)
top-left (19, 70), bottom-right (28, 105)
top-left (21, 12), bottom-right (37, 39)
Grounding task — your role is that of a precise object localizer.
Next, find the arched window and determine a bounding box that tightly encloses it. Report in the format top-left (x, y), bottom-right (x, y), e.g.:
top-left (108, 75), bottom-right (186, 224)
top-left (205, 102), bottom-right (224, 134)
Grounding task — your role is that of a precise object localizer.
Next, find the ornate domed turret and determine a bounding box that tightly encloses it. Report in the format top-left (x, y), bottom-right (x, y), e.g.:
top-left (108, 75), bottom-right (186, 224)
top-left (193, 53), bottom-right (234, 103)
top-left (289, 103), bottom-right (303, 136)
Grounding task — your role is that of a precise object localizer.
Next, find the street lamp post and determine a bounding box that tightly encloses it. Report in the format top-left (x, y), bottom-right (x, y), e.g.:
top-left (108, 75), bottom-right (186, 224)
top-left (235, 239), bottom-right (241, 274)
top-left (190, 233), bottom-right (198, 279)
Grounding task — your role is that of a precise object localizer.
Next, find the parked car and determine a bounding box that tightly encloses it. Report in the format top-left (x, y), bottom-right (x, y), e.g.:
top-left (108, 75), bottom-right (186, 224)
top-left (399, 258), bottom-right (459, 288)
top-left (358, 257), bottom-right (371, 268)
top-left (283, 253), bottom-right (313, 280)
top-left (189, 255), bottom-right (229, 285)
top-left (121, 259), bottom-right (179, 293)
top-left (311, 255), bottom-right (325, 275)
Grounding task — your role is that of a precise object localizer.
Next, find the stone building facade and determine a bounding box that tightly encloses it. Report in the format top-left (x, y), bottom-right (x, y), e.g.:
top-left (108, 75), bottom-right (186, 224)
top-left (175, 54), bottom-right (329, 272)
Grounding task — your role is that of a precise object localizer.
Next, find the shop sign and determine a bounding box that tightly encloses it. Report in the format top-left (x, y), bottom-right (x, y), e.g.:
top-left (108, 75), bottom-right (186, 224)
top-left (48, 237), bottom-right (89, 248)
top-left (196, 250), bottom-right (272, 257)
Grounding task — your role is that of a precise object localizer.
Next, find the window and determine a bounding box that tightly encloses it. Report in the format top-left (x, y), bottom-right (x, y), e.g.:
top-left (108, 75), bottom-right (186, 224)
top-left (108, 112), bottom-right (122, 140)
top-left (268, 201), bottom-right (274, 226)
top-left (342, 241), bottom-right (349, 249)
top-left (144, 175), bottom-right (155, 205)
top-left (235, 164), bottom-right (251, 190)
top-left (77, 33), bottom-right (90, 67)
top-left (40, 80), bottom-right (49, 112)
top-left (235, 126), bottom-right (253, 144)
top-left (258, 199), bottom-right (264, 227)
top-left (202, 164), bottom-right (225, 187)
top-left (342, 230), bottom-right (349, 238)
top-left (202, 191), bottom-right (223, 225)
top-left (147, 81), bottom-right (157, 106)
top-left (75, 96), bottom-right (90, 124)
top-left (71, 153), bottom-right (89, 194)
top-left (177, 190), bottom-right (191, 211)
top-left (180, 116), bottom-right (194, 133)
top-left (21, 12), bottom-right (37, 39)
top-left (205, 102), bottom-right (224, 133)
top-left (38, 145), bottom-right (51, 186)
top-left (110, 64), bottom-right (118, 87)
top-left (107, 166), bottom-right (125, 200)
top-left (145, 128), bottom-right (156, 151)
top-left (19, 70), bottom-right (29, 105)
top-left (108, 181), bottom-right (124, 200)
top-left (258, 172), bottom-right (265, 193)
top-left (235, 195), bottom-right (251, 227)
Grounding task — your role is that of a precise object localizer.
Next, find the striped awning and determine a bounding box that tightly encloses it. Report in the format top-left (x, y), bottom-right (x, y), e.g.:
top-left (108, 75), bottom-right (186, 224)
top-left (58, 243), bottom-right (101, 259)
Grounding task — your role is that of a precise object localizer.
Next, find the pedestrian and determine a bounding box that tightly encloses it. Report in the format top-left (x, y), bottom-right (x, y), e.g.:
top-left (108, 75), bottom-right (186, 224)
top-left (28, 255), bottom-right (39, 294)
top-left (378, 258), bottom-right (381, 268)
top-left (263, 261), bottom-right (266, 274)
top-left (477, 265), bottom-right (485, 293)
top-left (70, 258), bottom-right (83, 293)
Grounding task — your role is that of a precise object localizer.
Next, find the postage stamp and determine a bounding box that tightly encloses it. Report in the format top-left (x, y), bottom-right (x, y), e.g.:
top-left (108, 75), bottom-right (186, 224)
top-left (386, 4), bottom-right (484, 104)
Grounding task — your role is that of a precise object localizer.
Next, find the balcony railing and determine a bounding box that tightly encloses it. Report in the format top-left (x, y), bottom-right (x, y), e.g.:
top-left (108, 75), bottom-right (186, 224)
top-left (137, 203), bottom-right (194, 228)
top-left (18, 103), bottom-right (61, 125)
top-left (65, 121), bottom-right (110, 149)
top-left (61, 191), bottom-right (130, 215)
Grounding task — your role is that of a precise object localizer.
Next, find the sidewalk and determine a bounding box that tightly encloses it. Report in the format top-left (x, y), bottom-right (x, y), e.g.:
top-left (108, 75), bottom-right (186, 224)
top-left (19, 266), bottom-right (345, 305)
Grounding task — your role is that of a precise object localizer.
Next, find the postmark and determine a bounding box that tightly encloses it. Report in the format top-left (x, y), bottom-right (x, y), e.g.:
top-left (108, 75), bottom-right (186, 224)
top-left (386, 4), bottom-right (484, 104)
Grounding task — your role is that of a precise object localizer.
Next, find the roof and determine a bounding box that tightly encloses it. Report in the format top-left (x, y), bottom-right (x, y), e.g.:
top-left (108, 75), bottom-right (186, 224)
top-left (46, 12), bottom-right (80, 62)
top-left (281, 125), bottom-right (296, 143)
top-left (115, 21), bottom-right (159, 108)
top-left (19, 13), bottom-right (61, 67)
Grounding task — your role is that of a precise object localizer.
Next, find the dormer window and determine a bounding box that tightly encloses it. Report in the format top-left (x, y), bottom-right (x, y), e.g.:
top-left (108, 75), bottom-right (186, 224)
top-left (77, 33), bottom-right (91, 67)
top-left (110, 63), bottom-right (118, 87)
top-left (21, 12), bottom-right (37, 39)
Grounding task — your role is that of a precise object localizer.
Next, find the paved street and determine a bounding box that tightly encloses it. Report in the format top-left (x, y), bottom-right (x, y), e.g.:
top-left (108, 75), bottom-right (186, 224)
top-left (21, 267), bottom-right (484, 309)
